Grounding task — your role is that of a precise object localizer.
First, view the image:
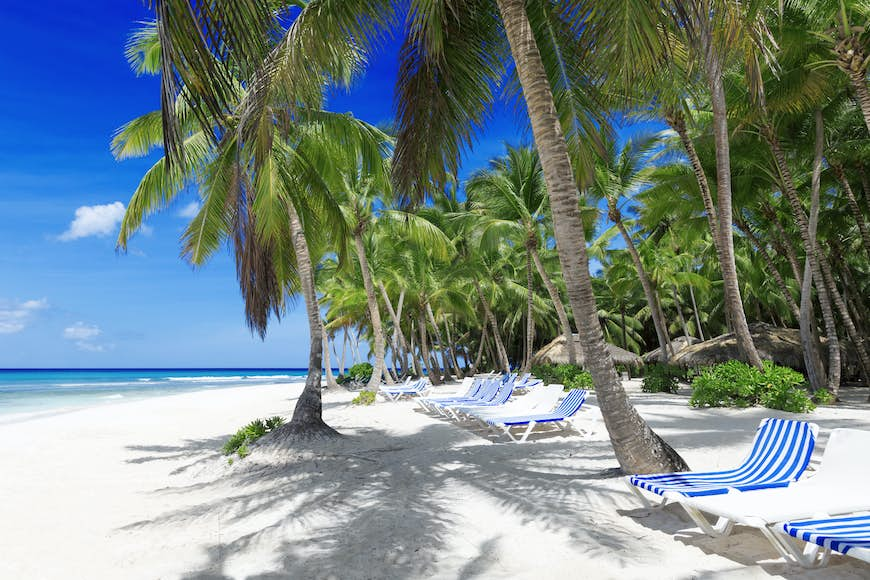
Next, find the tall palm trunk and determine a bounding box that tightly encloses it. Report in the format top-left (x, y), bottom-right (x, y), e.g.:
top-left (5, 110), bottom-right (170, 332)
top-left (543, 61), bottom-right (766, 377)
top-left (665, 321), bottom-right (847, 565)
top-left (688, 285), bottom-right (705, 341)
top-left (443, 320), bottom-right (466, 379)
top-left (831, 164), bottom-right (870, 258)
top-left (323, 330), bottom-right (339, 389)
top-left (353, 231), bottom-right (393, 388)
top-left (473, 279), bottom-right (511, 373)
top-left (473, 323), bottom-right (488, 373)
top-left (281, 204), bottom-right (337, 437)
top-left (379, 282), bottom-right (411, 377)
top-left (339, 330), bottom-right (348, 376)
top-left (426, 304), bottom-right (454, 381)
top-left (610, 201), bottom-right (672, 361)
top-left (418, 309), bottom-right (441, 385)
top-left (671, 286), bottom-right (690, 339)
top-left (703, 38), bottom-right (763, 369)
top-left (665, 110), bottom-right (721, 257)
top-left (529, 243), bottom-right (578, 364)
top-left (522, 248), bottom-right (535, 373)
top-left (763, 124), bottom-right (843, 393)
top-left (496, 0), bottom-right (687, 473)
top-left (736, 217), bottom-right (800, 320)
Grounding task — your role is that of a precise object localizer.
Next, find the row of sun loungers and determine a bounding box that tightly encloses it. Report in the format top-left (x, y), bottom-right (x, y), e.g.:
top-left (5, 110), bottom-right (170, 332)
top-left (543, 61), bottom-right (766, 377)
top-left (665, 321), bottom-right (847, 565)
top-left (627, 418), bottom-right (870, 568)
top-left (380, 373), bottom-right (591, 442)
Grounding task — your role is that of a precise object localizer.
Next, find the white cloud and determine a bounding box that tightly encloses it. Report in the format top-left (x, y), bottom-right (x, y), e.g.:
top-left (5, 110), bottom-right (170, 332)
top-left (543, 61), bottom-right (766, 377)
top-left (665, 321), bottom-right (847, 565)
top-left (177, 202), bottom-right (200, 219)
top-left (0, 299), bottom-right (48, 334)
top-left (63, 322), bottom-right (109, 352)
top-left (63, 322), bottom-right (101, 341)
top-left (59, 202), bottom-right (126, 241)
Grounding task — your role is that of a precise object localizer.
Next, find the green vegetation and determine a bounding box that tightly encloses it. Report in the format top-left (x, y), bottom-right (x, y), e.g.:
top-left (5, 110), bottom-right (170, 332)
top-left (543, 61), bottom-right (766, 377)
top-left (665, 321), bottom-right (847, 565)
top-left (222, 417), bottom-right (285, 458)
top-left (531, 364), bottom-right (594, 391)
top-left (642, 364), bottom-right (683, 394)
top-left (813, 389), bottom-right (836, 406)
top-left (690, 362), bottom-right (815, 413)
top-left (351, 390), bottom-right (377, 406)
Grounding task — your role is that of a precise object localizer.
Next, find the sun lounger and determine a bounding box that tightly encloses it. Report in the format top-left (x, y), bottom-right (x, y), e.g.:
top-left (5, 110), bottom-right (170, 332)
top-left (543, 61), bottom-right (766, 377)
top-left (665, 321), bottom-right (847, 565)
top-left (416, 377), bottom-right (486, 412)
top-left (441, 380), bottom-right (516, 419)
top-left (484, 389), bottom-right (588, 443)
top-left (464, 384), bottom-right (564, 423)
top-left (626, 418), bottom-right (818, 511)
top-left (430, 378), bottom-right (509, 417)
top-left (665, 428), bottom-right (870, 567)
top-left (378, 378), bottom-right (430, 401)
top-left (780, 513), bottom-right (870, 567)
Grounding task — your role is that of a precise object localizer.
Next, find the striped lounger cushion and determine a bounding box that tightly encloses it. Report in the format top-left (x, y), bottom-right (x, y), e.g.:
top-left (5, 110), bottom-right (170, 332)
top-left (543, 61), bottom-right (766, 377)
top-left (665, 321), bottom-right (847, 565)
top-left (782, 515), bottom-right (870, 564)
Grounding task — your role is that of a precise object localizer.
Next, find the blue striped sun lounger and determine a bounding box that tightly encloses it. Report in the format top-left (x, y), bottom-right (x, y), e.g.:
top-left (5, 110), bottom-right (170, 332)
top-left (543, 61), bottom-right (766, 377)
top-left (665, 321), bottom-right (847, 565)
top-left (430, 379), bottom-right (503, 416)
top-left (781, 514), bottom-right (870, 567)
top-left (379, 378), bottom-right (429, 401)
top-left (416, 378), bottom-right (486, 412)
top-left (625, 418), bottom-right (819, 510)
top-left (444, 381), bottom-right (515, 419)
top-left (485, 388), bottom-right (588, 443)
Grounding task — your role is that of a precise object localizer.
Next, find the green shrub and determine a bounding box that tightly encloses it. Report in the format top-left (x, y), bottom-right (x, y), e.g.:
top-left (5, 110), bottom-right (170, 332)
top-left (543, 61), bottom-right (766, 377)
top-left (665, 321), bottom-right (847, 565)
top-left (222, 415), bottom-right (285, 457)
top-left (642, 364), bottom-right (683, 394)
top-left (530, 363), bottom-right (593, 390)
top-left (689, 361), bottom-right (814, 413)
top-left (348, 362), bottom-right (373, 382)
top-left (812, 388), bottom-right (835, 405)
top-left (351, 390), bottom-right (376, 405)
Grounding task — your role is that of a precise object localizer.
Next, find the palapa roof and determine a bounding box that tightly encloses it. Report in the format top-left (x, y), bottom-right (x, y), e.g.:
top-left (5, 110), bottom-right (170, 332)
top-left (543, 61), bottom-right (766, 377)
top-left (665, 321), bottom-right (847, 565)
top-left (531, 334), bottom-right (643, 368)
top-left (642, 336), bottom-right (701, 363)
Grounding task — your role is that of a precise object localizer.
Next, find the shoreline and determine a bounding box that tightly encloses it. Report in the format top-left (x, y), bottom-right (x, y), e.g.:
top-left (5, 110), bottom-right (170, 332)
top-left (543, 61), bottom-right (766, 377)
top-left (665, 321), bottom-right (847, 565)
top-left (1, 380), bottom-right (868, 579)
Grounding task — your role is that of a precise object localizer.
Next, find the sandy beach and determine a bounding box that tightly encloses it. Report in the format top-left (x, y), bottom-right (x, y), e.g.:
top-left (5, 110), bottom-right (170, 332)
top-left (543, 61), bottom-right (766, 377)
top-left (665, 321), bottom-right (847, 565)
top-left (2, 380), bottom-right (869, 580)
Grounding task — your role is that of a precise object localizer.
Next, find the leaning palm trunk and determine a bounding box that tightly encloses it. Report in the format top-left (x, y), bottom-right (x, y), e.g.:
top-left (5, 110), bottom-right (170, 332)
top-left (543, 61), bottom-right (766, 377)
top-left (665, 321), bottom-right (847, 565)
top-left (323, 331), bottom-right (340, 389)
top-left (426, 305), bottom-right (454, 381)
top-left (610, 203), bottom-right (673, 362)
top-left (418, 308), bottom-right (442, 385)
top-left (496, 0), bottom-right (687, 474)
top-left (529, 243), bottom-right (578, 364)
top-left (522, 248), bottom-right (535, 373)
top-left (665, 110), bottom-right (721, 258)
top-left (473, 279), bottom-right (511, 373)
top-left (353, 232), bottom-right (393, 388)
top-left (831, 164), bottom-right (870, 259)
top-left (379, 282), bottom-right (411, 376)
top-left (763, 124), bottom-right (843, 393)
top-left (688, 285), bottom-right (705, 341)
top-left (277, 204), bottom-right (337, 437)
top-left (472, 323), bottom-right (488, 373)
top-left (736, 217), bottom-right (800, 320)
top-left (704, 41), bottom-right (763, 369)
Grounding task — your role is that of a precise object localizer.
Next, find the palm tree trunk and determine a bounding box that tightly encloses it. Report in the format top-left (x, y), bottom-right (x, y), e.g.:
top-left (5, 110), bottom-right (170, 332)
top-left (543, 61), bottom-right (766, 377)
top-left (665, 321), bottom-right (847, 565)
top-left (426, 305), bottom-right (454, 381)
top-left (801, 109), bottom-right (831, 394)
top-left (665, 110), bottom-right (720, 257)
top-left (496, 0), bottom-right (687, 473)
top-left (704, 39), bottom-right (763, 370)
top-left (280, 203), bottom-right (337, 437)
top-left (353, 232), bottom-right (393, 388)
top-left (736, 217), bottom-right (800, 320)
top-left (611, 206), bottom-right (673, 362)
top-left (418, 308), bottom-right (441, 385)
top-left (323, 330), bottom-right (339, 389)
top-left (849, 67), bottom-right (870, 135)
top-left (763, 123), bottom-right (842, 393)
top-left (444, 320), bottom-right (465, 379)
top-left (530, 244), bottom-right (578, 364)
top-left (831, 163), bottom-right (870, 258)
top-left (671, 286), bottom-right (691, 339)
top-left (379, 281), bottom-right (411, 374)
top-left (688, 285), bottom-right (705, 341)
top-left (522, 249), bottom-right (535, 373)
top-left (473, 323), bottom-right (488, 373)
top-left (339, 330), bottom-right (347, 376)
top-left (473, 279), bottom-right (510, 373)
top-left (409, 320), bottom-right (422, 378)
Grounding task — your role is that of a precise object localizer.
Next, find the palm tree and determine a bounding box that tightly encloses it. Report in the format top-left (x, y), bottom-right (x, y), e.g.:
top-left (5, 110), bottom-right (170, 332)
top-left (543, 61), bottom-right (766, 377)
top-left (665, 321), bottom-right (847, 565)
top-left (466, 145), bottom-right (579, 368)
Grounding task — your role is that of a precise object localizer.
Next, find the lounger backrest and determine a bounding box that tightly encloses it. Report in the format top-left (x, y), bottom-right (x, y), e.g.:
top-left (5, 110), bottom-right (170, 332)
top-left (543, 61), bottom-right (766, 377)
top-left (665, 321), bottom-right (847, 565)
top-left (812, 428), bottom-right (870, 484)
top-left (733, 418), bottom-right (818, 485)
top-left (554, 389), bottom-right (587, 417)
top-left (476, 379), bottom-right (501, 401)
top-left (490, 382), bottom-right (514, 405)
top-left (524, 384), bottom-right (563, 407)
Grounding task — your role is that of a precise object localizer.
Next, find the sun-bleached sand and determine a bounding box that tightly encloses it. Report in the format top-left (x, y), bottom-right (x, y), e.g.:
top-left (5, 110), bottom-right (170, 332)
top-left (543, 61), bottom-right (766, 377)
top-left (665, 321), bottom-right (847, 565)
top-left (2, 379), bottom-right (869, 580)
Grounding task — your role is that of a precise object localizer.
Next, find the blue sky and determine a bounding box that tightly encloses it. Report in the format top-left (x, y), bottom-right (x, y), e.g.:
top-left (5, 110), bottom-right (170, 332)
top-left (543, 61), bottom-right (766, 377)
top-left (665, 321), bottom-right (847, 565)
top-left (0, 2), bottom-right (544, 368)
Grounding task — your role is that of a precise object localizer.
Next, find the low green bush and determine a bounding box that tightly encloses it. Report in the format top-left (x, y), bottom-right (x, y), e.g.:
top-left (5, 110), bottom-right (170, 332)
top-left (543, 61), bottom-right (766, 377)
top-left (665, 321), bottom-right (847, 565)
top-left (689, 361), bottom-right (815, 413)
top-left (812, 388), bottom-right (835, 405)
top-left (530, 363), bottom-right (593, 390)
top-left (351, 390), bottom-right (376, 405)
top-left (222, 416), bottom-right (285, 457)
top-left (642, 364), bottom-right (683, 394)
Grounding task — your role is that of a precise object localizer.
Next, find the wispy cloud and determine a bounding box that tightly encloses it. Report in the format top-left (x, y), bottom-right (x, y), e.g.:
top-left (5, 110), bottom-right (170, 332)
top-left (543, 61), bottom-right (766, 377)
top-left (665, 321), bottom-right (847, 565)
top-left (177, 201), bottom-right (200, 219)
top-left (0, 299), bottom-right (48, 334)
top-left (59, 202), bottom-right (126, 241)
top-left (63, 322), bottom-right (109, 352)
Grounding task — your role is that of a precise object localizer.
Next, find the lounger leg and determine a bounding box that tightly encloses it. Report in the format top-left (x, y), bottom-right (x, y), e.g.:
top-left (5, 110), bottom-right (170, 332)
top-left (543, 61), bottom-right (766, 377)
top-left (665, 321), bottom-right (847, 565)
top-left (680, 504), bottom-right (734, 537)
top-left (766, 527), bottom-right (830, 568)
top-left (622, 476), bottom-right (665, 509)
top-left (518, 421), bottom-right (536, 443)
top-left (502, 425), bottom-right (518, 442)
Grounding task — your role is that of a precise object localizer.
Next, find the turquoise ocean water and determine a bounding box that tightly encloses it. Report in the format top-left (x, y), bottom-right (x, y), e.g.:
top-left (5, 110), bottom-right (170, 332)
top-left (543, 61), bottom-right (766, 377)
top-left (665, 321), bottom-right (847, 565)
top-left (0, 369), bottom-right (308, 419)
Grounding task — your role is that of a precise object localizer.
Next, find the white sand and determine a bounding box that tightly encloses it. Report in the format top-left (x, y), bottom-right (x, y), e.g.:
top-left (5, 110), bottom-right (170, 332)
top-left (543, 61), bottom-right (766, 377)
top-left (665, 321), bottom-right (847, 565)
top-left (1, 379), bottom-right (869, 580)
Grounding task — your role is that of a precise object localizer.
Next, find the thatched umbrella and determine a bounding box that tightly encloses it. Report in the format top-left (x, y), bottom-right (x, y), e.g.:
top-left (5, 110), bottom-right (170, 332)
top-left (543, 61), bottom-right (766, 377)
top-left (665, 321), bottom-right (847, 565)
top-left (531, 334), bottom-right (643, 369)
top-left (642, 336), bottom-right (701, 363)
top-left (672, 323), bottom-right (860, 380)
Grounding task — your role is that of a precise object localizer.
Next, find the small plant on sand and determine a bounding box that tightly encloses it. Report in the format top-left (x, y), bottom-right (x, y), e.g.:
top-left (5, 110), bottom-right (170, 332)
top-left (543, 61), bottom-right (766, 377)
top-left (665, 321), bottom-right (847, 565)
top-left (351, 390), bottom-right (376, 405)
top-left (531, 363), bottom-right (593, 390)
top-left (690, 361), bottom-right (814, 413)
top-left (812, 388), bottom-right (835, 405)
top-left (642, 364), bottom-right (683, 394)
top-left (222, 416), bottom-right (285, 458)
